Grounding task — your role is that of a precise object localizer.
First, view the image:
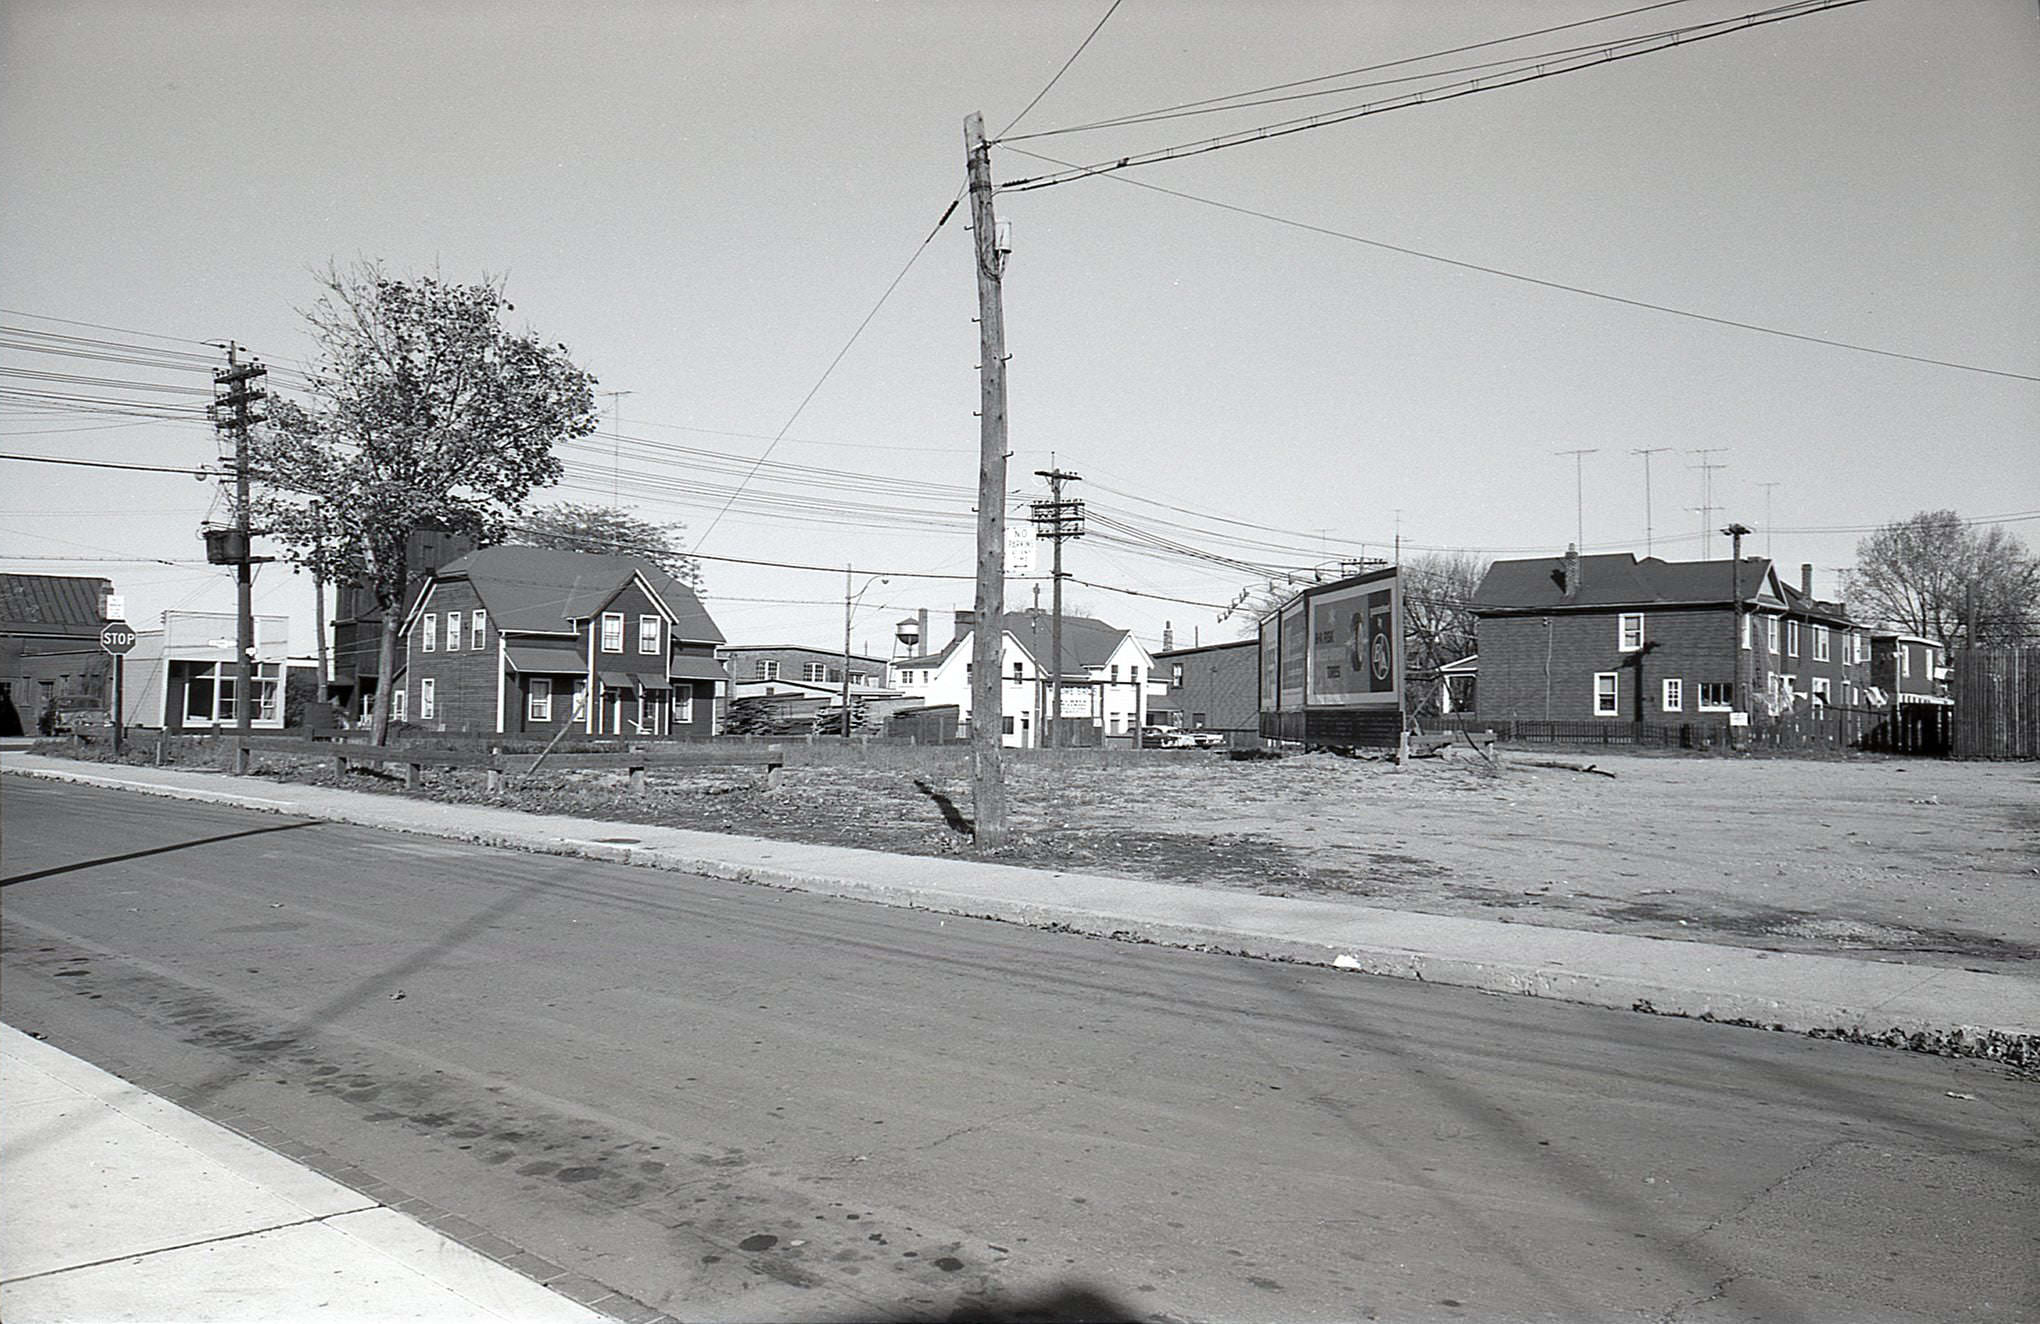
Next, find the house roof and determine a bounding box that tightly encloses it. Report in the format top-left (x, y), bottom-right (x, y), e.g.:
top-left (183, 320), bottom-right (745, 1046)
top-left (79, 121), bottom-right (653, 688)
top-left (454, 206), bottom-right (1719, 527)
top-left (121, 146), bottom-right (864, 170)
top-left (1473, 554), bottom-right (1776, 612)
top-left (719, 644), bottom-right (891, 667)
top-left (895, 610), bottom-right (1135, 676)
top-left (0, 573), bottom-right (111, 633)
top-left (428, 546), bottom-right (723, 643)
top-left (1154, 639), bottom-right (1260, 662)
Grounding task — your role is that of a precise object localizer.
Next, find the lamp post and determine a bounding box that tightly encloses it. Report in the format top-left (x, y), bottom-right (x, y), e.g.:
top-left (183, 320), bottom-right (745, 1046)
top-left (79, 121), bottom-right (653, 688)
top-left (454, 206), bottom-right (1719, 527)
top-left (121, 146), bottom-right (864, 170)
top-left (843, 568), bottom-right (888, 737)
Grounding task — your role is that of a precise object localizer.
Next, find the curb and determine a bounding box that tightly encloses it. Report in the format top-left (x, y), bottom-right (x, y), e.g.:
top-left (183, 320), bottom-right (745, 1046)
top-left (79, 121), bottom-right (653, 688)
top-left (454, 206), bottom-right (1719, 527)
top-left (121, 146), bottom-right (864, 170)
top-left (8, 761), bottom-right (2034, 1070)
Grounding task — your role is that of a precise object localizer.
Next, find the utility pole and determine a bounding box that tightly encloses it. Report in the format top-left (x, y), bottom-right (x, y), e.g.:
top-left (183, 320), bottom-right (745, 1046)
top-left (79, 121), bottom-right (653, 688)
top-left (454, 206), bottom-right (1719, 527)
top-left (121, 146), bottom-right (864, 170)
top-left (1630, 448), bottom-right (1673, 557)
top-left (1725, 522), bottom-right (1752, 727)
top-left (212, 345), bottom-right (267, 773)
top-left (1030, 466), bottom-right (1084, 748)
top-left (1689, 448), bottom-right (1727, 558)
top-left (840, 567), bottom-right (886, 738)
top-left (1756, 481), bottom-right (1781, 559)
top-left (965, 111), bottom-right (1011, 848)
top-left (605, 390), bottom-right (634, 509)
top-left (1554, 449), bottom-right (1598, 553)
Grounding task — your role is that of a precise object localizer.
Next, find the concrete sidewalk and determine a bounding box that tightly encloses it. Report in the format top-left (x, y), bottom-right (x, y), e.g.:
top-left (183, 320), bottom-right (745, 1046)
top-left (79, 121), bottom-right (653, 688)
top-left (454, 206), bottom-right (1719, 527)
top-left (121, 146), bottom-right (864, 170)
top-left (5, 751), bottom-right (2034, 1062)
top-left (0, 1025), bottom-right (605, 1323)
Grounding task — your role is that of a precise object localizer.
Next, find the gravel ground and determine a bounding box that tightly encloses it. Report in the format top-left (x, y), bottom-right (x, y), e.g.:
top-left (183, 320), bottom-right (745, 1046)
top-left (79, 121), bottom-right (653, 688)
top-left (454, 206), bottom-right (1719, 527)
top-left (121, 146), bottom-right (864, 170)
top-left (46, 741), bottom-right (2040, 974)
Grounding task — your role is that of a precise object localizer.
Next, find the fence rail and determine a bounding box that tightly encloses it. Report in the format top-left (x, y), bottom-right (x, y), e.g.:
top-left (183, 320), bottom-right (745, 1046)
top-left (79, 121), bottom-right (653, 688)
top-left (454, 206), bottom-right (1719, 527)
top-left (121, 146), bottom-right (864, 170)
top-left (1431, 706), bottom-right (1950, 756)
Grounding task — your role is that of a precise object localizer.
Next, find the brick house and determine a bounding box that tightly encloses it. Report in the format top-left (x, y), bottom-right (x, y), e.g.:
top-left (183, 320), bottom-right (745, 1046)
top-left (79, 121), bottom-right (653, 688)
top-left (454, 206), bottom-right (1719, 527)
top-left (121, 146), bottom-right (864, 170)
top-left (1870, 632), bottom-right (1950, 706)
top-left (1151, 639), bottom-right (1262, 744)
top-left (397, 546), bottom-right (726, 738)
top-left (1472, 547), bottom-right (1870, 725)
top-left (0, 573), bottom-right (114, 735)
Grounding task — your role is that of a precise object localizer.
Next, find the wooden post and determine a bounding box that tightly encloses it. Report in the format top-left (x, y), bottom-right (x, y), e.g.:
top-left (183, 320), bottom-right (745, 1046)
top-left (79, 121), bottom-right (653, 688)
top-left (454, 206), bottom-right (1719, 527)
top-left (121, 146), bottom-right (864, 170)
top-left (629, 764), bottom-right (646, 794)
top-left (405, 761), bottom-right (421, 789)
top-left (486, 766), bottom-right (503, 794)
top-left (965, 110), bottom-right (1010, 849)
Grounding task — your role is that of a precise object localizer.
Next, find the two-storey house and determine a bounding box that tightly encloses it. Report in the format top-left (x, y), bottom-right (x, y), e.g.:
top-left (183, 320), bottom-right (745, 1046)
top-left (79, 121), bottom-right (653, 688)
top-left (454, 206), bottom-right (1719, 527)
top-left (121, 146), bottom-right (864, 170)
top-left (888, 608), bottom-right (1153, 747)
top-left (1472, 548), bottom-right (1870, 725)
top-left (398, 546), bottom-right (726, 738)
top-left (1152, 639), bottom-right (1262, 744)
top-left (1870, 632), bottom-right (1950, 707)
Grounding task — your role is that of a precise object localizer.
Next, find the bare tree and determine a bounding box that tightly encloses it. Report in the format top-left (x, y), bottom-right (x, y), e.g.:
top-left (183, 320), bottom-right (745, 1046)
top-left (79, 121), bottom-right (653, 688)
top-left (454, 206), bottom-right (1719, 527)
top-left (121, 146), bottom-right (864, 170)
top-left (1850, 510), bottom-right (2038, 649)
top-left (1400, 551), bottom-right (1489, 713)
top-left (517, 502), bottom-right (703, 590)
top-left (253, 262), bottom-right (598, 744)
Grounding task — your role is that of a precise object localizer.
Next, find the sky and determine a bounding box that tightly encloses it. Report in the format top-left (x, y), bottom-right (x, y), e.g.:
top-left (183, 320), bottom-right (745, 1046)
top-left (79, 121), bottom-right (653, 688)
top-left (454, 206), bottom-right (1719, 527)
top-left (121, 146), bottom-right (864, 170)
top-left (3, 0), bottom-right (2035, 663)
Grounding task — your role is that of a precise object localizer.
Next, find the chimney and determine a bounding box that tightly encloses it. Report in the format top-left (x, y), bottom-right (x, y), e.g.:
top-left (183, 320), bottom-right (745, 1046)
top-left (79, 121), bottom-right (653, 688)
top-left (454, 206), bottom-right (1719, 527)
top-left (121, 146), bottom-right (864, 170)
top-left (1560, 543), bottom-right (1582, 601)
top-left (1801, 563), bottom-right (1814, 598)
top-left (953, 608), bottom-right (975, 642)
top-left (1162, 620), bottom-right (1174, 651)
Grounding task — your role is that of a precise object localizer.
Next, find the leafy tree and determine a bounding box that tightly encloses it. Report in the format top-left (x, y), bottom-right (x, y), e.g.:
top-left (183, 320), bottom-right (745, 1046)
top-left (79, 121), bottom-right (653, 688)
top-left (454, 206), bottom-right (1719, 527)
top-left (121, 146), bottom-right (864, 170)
top-left (253, 263), bottom-right (598, 744)
top-left (1850, 510), bottom-right (2039, 649)
top-left (515, 502), bottom-right (703, 590)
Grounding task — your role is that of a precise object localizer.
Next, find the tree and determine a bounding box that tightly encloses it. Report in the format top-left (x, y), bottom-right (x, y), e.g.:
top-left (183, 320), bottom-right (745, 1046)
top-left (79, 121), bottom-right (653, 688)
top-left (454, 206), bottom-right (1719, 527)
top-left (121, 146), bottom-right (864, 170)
top-left (1399, 551), bottom-right (1489, 714)
top-left (253, 263), bottom-right (598, 744)
top-left (1850, 510), bottom-right (2039, 649)
top-left (515, 502), bottom-right (703, 590)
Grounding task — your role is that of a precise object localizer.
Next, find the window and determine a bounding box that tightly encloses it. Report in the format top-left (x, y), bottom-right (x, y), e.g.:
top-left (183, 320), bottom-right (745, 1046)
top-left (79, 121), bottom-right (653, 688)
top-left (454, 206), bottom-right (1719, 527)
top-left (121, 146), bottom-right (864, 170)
top-left (445, 611), bottom-right (461, 651)
top-left (1662, 678), bottom-right (1683, 712)
top-left (1810, 677), bottom-right (1830, 710)
top-left (1697, 682), bottom-right (1733, 711)
top-left (1130, 667), bottom-right (1139, 686)
top-left (181, 662), bottom-right (280, 724)
top-left (1857, 634), bottom-right (1869, 664)
top-left (419, 678), bottom-right (436, 720)
top-left (1002, 715), bottom-right (1016, 735)
top-left (392, 686), bottom-right (408, 721)
top-left (1012, 661), bottom-right (1024, 680)
top-left (803, 662), bottom-right (828, 683)
top-left (185, 667), bottom-right (216, 721)
top-left (1900, 647), bottom-right (1911, 678)
top-left (471, 610), bottom-right (486, 649)
top-left (1593, 672), bottom-right (1619, 717)
top-left (754, 659), bottom-right (779, 680)
top-left (570, 678), bottom-right (588, 718)
top-left (850, 671), bottom-right (870, 686)
top-left (1191, 712), bottom-right (1208, 727)
top-left (422, 614), bottom-right (437, 653)
top-left (1813, 625), bottom-right (1829, 662)
top-left (639, 615), bottom-right (660, 655)
top-left (600, 612), bottom-right (624, 652)
top-left (673, 688), bottom-right (693, 725)
top-left (1787, 620), bottom-right (1800, 657)
top-left (1618, 613), bottom-right (1644, 652)
top-left (1110, 665), bottom-right (1119, 682)
top-left (1171, 663), bottom-right (1184, 686)
top-left (1766, 617), bottom-right (1779, 654)
top-left (528, 678), bottom-right (553, 722)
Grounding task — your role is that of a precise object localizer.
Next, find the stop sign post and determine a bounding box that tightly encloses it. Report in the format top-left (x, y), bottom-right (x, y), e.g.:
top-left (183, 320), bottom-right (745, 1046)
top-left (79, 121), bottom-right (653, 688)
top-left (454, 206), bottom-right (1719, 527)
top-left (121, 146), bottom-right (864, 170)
top-left (100, 621), bottom-right (135, 754)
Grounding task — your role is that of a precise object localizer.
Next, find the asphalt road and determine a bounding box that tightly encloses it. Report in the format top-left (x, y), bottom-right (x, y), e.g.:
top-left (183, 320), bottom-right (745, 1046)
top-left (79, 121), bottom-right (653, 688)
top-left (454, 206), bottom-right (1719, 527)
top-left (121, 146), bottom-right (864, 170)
top-left (3, 776), bottom-right (2035, 1323)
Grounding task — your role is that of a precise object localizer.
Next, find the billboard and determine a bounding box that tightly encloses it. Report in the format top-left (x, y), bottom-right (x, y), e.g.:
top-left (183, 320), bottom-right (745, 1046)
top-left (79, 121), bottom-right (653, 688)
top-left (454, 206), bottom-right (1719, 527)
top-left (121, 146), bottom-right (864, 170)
top-left (1305, 579), bottom-right (1400, 707)
top-left (1259, 613), bottom-right (1280, 713)
top-left (1277, 600), bottom-right (1308, 712)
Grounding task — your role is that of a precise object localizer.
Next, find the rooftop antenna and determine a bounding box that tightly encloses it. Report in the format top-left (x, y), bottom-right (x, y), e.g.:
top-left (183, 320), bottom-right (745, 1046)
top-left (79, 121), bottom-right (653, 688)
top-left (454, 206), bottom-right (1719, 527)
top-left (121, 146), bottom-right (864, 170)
top-left (1689, 448), bottom-right (1728, 558)
top-left (605, 390), bottom-right (634, 509)
top-left (1631, 448), bottom-right (1674, 557)
top-left (1554, 449), bottom-right (1598, 553)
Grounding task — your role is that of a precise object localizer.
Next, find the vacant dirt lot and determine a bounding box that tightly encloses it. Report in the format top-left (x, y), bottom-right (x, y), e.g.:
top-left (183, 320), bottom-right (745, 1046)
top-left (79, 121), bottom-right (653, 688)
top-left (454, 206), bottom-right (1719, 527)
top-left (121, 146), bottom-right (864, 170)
top-left (47, 742), bottom-right (2040, 974)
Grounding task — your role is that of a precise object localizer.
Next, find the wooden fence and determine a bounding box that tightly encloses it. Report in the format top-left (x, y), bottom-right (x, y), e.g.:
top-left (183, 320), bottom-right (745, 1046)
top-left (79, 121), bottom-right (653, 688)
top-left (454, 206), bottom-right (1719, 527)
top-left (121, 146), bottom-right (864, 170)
top-left (1431, 705), bottom-right (1951, 756)
top-left (1952, 646), bottom-right (2039, 759)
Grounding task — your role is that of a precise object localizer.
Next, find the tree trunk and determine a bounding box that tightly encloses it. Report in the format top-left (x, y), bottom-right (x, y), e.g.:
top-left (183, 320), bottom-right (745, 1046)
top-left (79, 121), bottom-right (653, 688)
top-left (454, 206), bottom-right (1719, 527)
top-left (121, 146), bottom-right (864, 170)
top-left (370, 603), bottom-right (400, 746)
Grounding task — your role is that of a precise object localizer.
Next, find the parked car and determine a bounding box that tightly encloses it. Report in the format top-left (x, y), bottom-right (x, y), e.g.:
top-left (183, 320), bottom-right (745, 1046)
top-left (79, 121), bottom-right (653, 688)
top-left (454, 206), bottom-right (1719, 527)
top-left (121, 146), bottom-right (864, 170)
top-left (1141, 724), bottom-right (1183, 748)
top-left (1183, 730), bottom-right (1226, 749)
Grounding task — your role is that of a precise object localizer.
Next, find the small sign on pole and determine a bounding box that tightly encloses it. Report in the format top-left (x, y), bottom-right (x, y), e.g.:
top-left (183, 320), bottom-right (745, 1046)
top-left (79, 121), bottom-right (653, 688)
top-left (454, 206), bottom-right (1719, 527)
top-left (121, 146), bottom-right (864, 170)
top-left (100, 620), bottom-right (134, 755)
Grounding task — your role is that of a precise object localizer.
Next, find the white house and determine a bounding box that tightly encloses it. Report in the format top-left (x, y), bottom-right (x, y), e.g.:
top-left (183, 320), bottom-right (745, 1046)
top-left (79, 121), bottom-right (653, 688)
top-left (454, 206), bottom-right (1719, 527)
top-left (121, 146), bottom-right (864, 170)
top-left (889, 608), bottom-right (1153, 747)
top-left (122, 611), bottom-right (298, 732)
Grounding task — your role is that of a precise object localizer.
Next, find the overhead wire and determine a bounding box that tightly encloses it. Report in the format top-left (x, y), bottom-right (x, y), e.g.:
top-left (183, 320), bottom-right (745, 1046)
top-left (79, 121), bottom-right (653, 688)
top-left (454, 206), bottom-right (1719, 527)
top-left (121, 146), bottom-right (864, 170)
top-left (996, 1), bottom-right (1871, 193)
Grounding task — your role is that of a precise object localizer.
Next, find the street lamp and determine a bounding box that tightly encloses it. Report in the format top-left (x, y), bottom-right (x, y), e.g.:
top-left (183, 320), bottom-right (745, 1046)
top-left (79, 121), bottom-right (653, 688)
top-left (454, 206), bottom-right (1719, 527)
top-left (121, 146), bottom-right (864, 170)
top-left (844, 568), bottom-right (888, 737)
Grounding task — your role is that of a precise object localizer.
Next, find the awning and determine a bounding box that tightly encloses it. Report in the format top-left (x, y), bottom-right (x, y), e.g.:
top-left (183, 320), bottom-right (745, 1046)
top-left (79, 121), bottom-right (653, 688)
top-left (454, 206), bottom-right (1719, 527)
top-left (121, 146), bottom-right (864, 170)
top-left (505, 642), bottom-right (585, 673)
top-left (595, 671), bottom-right (671, 689)
top-left (666, 655), bottom-right (731, 683)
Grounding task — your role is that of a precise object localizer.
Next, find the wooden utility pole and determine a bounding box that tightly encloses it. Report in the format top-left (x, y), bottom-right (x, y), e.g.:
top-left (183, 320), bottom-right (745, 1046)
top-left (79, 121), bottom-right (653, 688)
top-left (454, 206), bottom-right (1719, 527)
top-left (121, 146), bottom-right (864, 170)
top-left (965, 112), bottom-right (1011, 848)
top-left (212, 345), bottom-right (267, 773)
top-left (1030, 466), bottom-right (1084, 747)
top-left (1725, 522), bottom-right (1753, 726)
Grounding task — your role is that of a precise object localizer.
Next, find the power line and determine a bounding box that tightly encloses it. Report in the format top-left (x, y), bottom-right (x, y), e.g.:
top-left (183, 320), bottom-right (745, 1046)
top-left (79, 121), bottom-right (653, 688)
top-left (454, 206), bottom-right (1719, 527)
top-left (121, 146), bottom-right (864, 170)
top-left (997, 1), bottom-right (1870, 192)
top-left (1000, 0), bottom-right (1701, 140)
top-left (1000, 146), bottom-right (2040, 384)
top-left (690, 189), bottom-right (966, 552)
top-left (0, 451), bottom-right (211, 476)
top-left (998, 0), bottom-right (1125, 136)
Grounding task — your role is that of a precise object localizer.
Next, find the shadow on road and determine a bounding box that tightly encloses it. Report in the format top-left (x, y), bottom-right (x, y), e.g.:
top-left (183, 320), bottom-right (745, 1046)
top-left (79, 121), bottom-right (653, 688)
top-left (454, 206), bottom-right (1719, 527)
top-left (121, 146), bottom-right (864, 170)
top-left (829, 1283), bottom-right (1145, 1323)
top-left (1, 820), bottom-right (319, 889)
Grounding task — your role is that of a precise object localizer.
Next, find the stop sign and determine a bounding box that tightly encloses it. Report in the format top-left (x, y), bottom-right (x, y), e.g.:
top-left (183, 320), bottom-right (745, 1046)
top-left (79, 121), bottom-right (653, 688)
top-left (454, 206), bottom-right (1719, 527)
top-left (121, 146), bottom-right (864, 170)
top-left (99, 621), bottom-right (137, 655)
